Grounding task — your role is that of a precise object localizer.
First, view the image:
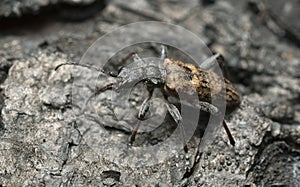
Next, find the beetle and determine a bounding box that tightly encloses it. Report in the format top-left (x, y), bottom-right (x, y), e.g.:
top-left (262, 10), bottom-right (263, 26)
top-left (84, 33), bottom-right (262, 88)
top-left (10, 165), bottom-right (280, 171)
top-left (55, 46), bottom-right (240, 152)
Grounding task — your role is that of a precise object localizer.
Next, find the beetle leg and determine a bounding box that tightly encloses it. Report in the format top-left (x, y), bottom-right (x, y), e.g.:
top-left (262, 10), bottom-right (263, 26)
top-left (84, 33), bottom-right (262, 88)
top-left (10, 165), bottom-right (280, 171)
top-left (222, 120), bottom-right (235, 146)
top-left (129, 87), bottom-right (154, 143)
top-left (161, 88), bottom-right (187, 152)
top-left (214, 54), bottom-right (229, 79)
top-left (200, 53), bottom-right (229, 79)
top-left (193, 101), bottom-right (235, 146)
top-left (129, 97), bottom-right (151, 143)
top-left (175, 99), bottom-right (220, 116)
top-left (178, 99), bottom-right (235, 146)
top-left (164, 101), bottom-right (188, 153)
top-left (137, 97), bottom-right (151, 120)
top-left (160, 45), bottom-right (168, 60)
top-left (193, 101), bottom-right (220, 116)
top-left (200, 53), bottom-right (221, 70)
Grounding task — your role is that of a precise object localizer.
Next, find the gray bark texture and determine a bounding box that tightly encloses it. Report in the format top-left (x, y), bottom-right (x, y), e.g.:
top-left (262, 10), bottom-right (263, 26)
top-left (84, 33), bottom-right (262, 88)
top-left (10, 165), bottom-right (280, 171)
top-left (0, 0), bottom-right (299, 186)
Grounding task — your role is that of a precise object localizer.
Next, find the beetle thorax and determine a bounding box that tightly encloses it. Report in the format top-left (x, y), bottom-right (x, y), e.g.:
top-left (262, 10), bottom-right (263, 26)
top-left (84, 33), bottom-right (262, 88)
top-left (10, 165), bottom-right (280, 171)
top-left (118, 58), bottom-right (166, 87)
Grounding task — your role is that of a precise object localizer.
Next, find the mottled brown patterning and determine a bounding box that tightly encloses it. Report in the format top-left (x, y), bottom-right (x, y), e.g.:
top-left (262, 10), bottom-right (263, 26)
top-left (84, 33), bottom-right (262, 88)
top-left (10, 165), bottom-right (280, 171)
top-left (164, 58), bottom-right (240, 111)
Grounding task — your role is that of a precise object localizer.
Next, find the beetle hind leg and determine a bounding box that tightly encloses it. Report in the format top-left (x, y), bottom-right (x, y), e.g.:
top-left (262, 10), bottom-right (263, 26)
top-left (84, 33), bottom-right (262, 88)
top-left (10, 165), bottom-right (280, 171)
top-left (193, 101), bottom-right (236, 147)
top-left (222, 120), bottom-right (235, 146)
top-left (200, 53), bottom-right (230, 79)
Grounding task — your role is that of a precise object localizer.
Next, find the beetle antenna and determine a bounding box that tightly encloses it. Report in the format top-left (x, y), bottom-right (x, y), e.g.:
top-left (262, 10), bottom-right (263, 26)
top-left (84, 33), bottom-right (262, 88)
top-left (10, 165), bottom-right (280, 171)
top-left (55, 62), bottom-right (103, 72)
top-left (55, 62), bottom-right (118, 77)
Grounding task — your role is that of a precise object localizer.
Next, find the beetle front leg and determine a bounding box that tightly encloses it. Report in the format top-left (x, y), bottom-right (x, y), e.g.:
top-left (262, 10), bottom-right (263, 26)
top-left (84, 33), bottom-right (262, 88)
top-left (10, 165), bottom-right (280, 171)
top-left (129, 97), bottom-right (151, 143)
top-left (129, 88), bottom-right (154, 144)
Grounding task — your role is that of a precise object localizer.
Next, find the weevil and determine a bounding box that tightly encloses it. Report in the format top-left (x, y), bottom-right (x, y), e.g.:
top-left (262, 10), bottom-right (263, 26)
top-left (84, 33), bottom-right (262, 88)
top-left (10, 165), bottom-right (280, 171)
top-left (55, 46), bottom-right (240, 152)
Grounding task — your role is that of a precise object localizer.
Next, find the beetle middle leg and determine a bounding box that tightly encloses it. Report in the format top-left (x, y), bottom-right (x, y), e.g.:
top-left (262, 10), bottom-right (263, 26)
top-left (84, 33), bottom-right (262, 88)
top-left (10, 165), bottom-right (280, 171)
top-left (164, 101), bottom-right (189, 153)
top-left (160, 89), bottom-right (188, 152)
